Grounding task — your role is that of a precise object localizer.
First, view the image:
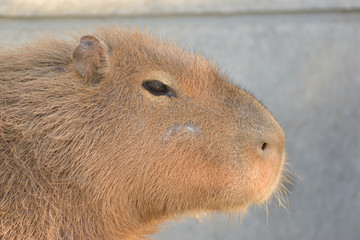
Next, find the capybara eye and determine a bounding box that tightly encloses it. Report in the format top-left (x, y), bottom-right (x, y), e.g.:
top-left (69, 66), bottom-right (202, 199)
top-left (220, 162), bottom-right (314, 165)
top-left (142, 80), bottom-right (175, 97)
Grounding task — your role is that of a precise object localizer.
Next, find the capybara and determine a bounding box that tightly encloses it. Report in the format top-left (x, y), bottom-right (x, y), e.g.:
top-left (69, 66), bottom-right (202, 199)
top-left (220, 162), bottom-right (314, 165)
top-left (0, 27), bottom-right (287, 240)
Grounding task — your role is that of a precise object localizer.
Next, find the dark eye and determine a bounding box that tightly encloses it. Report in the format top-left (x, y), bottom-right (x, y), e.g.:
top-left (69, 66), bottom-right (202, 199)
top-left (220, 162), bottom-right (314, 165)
top-left (142, 80), bottom-right (176, 97)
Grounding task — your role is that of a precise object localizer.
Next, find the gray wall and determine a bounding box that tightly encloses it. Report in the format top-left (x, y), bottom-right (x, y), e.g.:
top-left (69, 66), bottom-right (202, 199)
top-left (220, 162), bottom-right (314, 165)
top-left (1, 1), bottom-right (359, 240)
top-left (1, 0), bottom-right (360, 16)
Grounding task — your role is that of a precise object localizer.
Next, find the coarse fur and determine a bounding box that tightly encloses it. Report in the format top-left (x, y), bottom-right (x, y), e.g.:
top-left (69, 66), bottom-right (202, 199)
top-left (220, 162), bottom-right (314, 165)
top-left (0, 27), bottom-right (287, 239)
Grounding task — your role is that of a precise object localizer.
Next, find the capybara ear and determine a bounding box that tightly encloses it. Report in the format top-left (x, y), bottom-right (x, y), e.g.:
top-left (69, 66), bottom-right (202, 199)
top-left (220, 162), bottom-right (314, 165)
top-left (72, 35), bottom-right (107, 84)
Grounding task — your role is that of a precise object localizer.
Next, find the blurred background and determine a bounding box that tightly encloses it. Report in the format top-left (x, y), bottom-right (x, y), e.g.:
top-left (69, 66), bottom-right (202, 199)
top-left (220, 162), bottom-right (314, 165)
top-left (1, 0), bottom-right (359, 239)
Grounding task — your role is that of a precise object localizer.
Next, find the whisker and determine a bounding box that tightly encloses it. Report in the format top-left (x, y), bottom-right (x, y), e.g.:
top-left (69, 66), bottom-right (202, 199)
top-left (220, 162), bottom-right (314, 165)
top-left (265, 201), bottom-right (270, 226)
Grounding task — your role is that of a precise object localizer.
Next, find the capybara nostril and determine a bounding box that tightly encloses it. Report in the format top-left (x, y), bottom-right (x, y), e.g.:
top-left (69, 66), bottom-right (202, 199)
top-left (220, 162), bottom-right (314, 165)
top-left (261, 142), bottom-right (267, 151)
top-left (258, 137), bottom-right (285, 160)
top-left (259, 128), bottom-right (286, 158)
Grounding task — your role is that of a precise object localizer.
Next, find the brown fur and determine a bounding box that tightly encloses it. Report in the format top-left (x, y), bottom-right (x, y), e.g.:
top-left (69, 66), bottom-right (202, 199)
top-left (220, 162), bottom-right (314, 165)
top-left (0, 27), bottom-right (286, 239)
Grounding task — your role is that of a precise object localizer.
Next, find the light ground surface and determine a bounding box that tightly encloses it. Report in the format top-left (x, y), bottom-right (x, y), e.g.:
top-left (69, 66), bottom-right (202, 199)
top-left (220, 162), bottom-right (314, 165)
top-left (0, 11), bottom-right (359, 240)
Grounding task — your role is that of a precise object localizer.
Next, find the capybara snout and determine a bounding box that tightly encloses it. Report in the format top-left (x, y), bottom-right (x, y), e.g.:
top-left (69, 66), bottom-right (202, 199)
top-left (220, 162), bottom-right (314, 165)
top-left (0, 27), bottom-right (286, 240)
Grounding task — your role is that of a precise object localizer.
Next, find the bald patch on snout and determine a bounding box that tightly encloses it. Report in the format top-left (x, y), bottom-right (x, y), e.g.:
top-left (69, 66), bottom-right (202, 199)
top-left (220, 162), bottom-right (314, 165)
top-left (161, 122), bottom-right (201, 143)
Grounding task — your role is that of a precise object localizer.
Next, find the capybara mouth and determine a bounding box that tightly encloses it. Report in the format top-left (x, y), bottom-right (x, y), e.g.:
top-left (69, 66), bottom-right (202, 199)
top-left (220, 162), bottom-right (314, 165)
top-left (252, 150), bottom-right (287, 205)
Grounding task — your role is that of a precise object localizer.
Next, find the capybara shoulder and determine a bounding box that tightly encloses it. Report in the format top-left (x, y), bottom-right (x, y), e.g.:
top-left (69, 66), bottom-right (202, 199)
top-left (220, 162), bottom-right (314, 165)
top-left (0, 27), bottom-right (286, 240)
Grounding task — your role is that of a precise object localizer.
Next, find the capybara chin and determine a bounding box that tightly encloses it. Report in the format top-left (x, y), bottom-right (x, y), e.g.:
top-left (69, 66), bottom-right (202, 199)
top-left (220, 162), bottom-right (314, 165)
top-left (0, 27), bottom-right (286, 239)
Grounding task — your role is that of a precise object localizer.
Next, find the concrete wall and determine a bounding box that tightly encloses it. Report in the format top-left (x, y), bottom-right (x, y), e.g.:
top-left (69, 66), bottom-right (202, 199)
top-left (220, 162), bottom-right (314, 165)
top-left (0, 1), bottom-right (359, 240)
top-left (1, 0), bottom-right (360, 16)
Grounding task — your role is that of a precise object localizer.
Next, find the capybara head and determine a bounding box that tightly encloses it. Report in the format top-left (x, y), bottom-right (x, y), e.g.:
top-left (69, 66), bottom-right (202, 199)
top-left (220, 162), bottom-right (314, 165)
top-left (0, 27), bottom-right (286, 239)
